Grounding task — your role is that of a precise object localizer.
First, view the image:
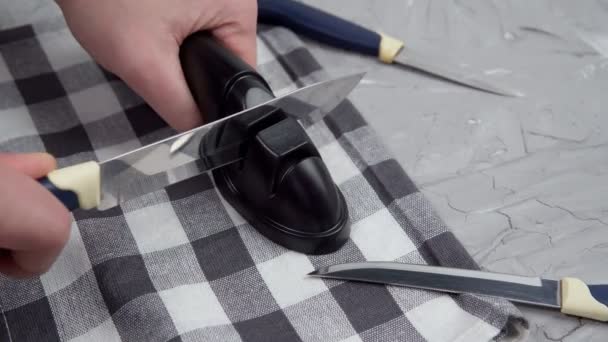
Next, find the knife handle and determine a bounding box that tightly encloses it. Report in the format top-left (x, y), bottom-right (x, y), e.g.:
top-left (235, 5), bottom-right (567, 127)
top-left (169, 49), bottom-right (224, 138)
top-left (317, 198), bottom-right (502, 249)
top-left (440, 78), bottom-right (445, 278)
top-left (258, 0), bottom-right (404, 63)
top-left (560, 278), bottom-right (608, 321)
top-left (179, 32), bottom-right (275, 121)
top-left (38, 161), bottom-right (101, 211)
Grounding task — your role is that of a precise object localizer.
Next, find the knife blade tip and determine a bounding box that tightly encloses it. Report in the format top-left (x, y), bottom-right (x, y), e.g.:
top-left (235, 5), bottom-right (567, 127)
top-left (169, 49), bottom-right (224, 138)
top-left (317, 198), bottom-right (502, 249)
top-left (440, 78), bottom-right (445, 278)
top-left (472, 84), bottom-right (525, 98)
top-left (307, 267), bottom-right (329, 277)
top-left (307, 270), bottom-right (319, 276)
top-left (493, 88), bottom-right (525, 98)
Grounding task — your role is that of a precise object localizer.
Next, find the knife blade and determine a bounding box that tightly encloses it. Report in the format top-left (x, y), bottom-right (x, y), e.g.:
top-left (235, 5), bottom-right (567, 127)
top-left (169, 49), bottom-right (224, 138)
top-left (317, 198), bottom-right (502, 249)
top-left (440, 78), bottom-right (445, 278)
top-left (391, 48), bottom-right (524, 97)
top-left (38, 71), bottom-right (363, 211)
top-left (309, 261), bottom-right (608, 322)
top-left (258, 0), bottom-right (522, 97)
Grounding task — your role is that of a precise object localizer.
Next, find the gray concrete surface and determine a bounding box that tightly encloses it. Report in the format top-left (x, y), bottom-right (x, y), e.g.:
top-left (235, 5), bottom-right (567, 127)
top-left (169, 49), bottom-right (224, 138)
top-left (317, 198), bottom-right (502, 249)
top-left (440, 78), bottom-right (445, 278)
top-left (301, 1), bottom-right (608, 340)
top-left (2, 0), bottom-right (607, 340)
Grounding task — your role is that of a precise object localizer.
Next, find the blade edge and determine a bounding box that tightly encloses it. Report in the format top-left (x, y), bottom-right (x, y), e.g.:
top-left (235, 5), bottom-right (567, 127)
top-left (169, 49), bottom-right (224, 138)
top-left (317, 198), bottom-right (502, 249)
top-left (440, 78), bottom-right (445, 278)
top-left (317, 261), bottom-right (544, 286)
top-left (96, 72), bottom-right (365, 208)
top-left (100, 72), bottom-right (365, 166)
top-left (311, 263), bottom-right (560, 308)
top-left (394, 50), bottom-right (523, 97)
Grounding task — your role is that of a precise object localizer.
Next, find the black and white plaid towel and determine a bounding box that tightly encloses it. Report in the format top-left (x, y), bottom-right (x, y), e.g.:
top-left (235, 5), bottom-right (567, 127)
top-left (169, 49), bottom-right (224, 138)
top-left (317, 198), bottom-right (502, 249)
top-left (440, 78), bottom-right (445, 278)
top-left (0, 17), bottom-right (527, 342)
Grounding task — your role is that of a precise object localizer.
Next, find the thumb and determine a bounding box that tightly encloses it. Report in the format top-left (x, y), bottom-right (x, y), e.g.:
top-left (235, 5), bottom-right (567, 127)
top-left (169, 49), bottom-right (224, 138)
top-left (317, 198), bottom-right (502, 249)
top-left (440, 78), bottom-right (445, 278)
top-left (0, 153), bottom-right (57, 178)
top-left (0, 162), bottom-right (71, 278)
top-left (115, 38), bottom-right (203, 132)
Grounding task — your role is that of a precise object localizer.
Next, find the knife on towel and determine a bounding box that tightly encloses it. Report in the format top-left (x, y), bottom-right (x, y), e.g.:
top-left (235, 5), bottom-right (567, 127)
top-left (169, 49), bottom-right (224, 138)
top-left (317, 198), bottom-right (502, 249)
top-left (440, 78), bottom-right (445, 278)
top-left (37, 32), bottom-right (363, 212)
top-left (309, 261), bottom-right (608, 322)
top-left (258, 0), bottom-right (521, 97)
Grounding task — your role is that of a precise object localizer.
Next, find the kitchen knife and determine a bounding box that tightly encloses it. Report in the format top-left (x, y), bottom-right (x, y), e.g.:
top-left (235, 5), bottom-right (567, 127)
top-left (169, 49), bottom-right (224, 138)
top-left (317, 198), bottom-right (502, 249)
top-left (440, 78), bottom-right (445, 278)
top-left (309, 261), bottom-right (608, 322)
top-left (38, 33), bottom-right (363, 212)
top-left (258, 0), bottom-right (521, 97)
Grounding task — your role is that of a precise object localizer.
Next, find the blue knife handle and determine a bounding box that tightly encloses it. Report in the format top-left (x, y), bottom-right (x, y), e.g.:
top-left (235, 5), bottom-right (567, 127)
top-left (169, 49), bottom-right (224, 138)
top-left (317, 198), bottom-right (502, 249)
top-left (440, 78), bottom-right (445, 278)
top-left (589, 285), bottom-right (608, 306)
top-left (39, 177), bottom-right (80, 211)
top-left (258, 0), bottom-right (381, 57)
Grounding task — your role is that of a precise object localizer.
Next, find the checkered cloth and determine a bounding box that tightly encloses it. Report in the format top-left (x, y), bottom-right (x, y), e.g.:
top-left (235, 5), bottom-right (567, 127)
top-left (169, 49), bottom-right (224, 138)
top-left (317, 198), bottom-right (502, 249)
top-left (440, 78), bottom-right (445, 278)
top-left (0, 16), bottom-right (527, 342)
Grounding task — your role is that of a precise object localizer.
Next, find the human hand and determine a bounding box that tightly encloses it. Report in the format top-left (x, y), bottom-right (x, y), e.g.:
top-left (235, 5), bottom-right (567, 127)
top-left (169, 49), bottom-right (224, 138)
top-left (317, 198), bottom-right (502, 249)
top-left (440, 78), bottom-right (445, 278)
top-left (0, 153), bottom-right (71, 278)
top-left (57, 0), bottom-right (258, 131)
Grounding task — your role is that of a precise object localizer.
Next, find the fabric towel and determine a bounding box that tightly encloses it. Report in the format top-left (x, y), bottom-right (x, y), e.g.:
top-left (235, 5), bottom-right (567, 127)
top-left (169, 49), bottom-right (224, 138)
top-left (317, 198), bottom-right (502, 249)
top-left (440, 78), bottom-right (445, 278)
top-left (0, 17), bottom-right (527, 342)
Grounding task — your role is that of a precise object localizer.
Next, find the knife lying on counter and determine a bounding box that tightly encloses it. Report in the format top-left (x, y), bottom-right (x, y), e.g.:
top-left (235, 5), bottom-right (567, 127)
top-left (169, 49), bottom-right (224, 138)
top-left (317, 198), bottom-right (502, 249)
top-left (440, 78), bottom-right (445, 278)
top-left (309, 261), bottom-right (608, 322)
top-left (38, 32), bottom-right (363, 212)
top-left (258, 0), bottom-right (521, 97)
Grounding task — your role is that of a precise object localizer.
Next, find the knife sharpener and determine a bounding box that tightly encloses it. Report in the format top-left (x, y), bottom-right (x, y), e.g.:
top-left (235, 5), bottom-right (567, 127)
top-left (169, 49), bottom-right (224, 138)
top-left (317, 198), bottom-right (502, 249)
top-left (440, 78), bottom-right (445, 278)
top-left (180, 32), bottom-right (350, 254)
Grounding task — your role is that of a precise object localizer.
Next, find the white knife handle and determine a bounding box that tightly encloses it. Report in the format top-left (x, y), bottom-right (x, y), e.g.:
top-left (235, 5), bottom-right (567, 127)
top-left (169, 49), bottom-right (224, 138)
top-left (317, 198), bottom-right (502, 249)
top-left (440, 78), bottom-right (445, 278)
top-left (39, 161), bottom-right (101, 211)
top-left (561, 277), bottom-right (608, 321)
top-left (378, 33), bottom-right (404, 64)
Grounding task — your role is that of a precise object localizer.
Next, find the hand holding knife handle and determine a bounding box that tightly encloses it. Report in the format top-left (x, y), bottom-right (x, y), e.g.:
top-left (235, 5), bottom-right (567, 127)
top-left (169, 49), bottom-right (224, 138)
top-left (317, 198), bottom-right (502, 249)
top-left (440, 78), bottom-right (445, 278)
top-left (38, 32), bottom-right (265, 212)
top-left (258, 0), bottom-right (404, 64)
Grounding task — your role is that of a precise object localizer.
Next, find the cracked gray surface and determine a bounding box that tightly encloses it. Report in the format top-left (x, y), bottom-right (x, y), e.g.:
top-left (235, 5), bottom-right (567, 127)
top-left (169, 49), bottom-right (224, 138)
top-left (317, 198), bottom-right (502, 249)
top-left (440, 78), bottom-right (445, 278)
top-left (297, 0), bottom-right (608, 340)
top-left (2, 0), bottom-right (607, 341)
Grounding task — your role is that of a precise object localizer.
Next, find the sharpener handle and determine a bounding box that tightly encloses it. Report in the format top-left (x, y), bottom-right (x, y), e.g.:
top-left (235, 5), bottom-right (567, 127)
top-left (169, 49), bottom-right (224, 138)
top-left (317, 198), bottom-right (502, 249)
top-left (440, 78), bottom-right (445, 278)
top-left (560, 278), bottom-right (608, 321)
top-left (257, 0), bottom-right (404, 63)
top-left (179, 32), bottom-right (275, 120)
top-left (38, 161), bottom-right (101, 211)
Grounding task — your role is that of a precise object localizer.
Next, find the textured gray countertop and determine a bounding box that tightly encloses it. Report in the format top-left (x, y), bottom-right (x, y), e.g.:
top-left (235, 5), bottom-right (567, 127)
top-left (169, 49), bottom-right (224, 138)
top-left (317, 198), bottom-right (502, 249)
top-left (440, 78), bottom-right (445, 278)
top-left (2, 1), bottom-right (608, 341)
top-left (300, 1), bottom-right (608, 340)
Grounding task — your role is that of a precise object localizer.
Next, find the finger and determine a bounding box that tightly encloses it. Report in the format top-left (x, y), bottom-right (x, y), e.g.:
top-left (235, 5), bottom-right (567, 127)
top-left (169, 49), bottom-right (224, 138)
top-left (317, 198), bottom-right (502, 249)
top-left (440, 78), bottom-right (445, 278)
top-left (3, 249), bottom-right (60, 278)
top-left (0, 253), bottom-right (39, 278)
top-left (0, 165), bottom-right (71, 277)
top-left (114, 37), bottom-right (203, 131)
top-left (214, 28), bottom-right (257, 68)
top-left (0, 153), bottom-right (56, 178)
top-left (209, 0), bottom-right (258, 68)
top-left (212, 6), bottom-right (258, 68)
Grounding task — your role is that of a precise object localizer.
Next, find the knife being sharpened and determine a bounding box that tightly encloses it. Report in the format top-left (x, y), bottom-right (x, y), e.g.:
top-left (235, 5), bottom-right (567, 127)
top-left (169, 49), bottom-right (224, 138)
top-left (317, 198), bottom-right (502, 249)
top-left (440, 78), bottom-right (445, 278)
top-left (258, 0), bottom-right (521, 97)
top-left (309, 261), bottom-right (608, 322)
top-left (37, 32), bottom-right (363, 212)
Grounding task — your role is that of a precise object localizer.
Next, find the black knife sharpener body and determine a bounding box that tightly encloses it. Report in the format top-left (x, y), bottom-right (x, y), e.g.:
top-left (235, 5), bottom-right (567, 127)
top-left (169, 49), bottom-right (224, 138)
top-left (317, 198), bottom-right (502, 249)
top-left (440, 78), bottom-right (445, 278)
top-left (179, 32), bottom-right (350, 254)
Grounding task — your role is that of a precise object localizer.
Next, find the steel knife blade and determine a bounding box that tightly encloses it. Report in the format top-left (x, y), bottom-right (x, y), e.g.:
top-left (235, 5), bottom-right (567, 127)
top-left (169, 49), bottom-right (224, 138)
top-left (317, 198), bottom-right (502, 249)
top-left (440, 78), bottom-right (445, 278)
top-left (309, 261), bottom-right (608, 322)
top-left (393, 48), bottom-right (523, 97)
top-left (39, 72), bottom-right (363, 211)
top-left (258, 0), bottom-right (522, 97)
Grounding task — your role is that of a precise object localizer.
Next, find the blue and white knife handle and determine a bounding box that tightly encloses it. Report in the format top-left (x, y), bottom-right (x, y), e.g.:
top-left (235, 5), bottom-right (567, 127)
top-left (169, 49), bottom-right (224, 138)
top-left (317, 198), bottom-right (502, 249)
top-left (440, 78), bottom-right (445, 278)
top-left (561, 278), bottom-right (608, 321)
top-left (257, 0), bottom-right (404, 63)
top-left (38, 161), bottom-right (101, 211)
